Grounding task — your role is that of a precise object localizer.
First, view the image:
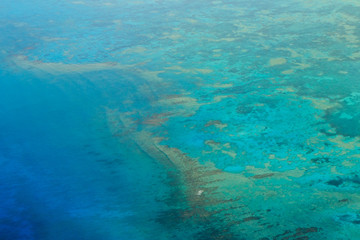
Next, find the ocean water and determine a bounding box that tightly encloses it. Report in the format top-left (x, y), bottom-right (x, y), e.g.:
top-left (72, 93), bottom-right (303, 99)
top-left (2, 0), bottom-right (360, 239)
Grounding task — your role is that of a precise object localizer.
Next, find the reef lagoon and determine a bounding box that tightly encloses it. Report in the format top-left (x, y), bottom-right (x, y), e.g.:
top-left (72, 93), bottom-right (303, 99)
top-left (2, 0), bottom-right (360, 239)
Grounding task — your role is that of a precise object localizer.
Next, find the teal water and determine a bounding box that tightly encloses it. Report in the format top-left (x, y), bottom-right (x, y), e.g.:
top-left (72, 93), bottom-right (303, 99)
top-left (2, 0), bottom-right (360, 239)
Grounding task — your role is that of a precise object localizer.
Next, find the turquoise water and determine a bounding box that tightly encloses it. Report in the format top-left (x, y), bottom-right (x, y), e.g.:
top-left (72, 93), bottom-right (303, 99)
top-left (2, 0), bottom-right (360, 239)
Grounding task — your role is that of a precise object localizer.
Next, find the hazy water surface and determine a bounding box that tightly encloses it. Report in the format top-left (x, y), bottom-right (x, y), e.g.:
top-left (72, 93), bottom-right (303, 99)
top-left (2, 0), bottom-right (360, 239)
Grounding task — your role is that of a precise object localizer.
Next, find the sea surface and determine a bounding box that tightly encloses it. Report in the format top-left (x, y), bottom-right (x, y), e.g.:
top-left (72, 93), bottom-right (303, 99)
top-left (2, 0), bottom-right (360, 239)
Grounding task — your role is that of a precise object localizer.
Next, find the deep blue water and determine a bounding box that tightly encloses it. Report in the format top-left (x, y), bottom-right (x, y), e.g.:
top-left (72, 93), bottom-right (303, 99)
top-left (0, 68), bottom-right (172, 239)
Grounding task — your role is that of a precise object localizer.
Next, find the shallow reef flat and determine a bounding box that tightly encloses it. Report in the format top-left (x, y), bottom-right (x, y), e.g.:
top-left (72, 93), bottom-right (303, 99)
top-left (104, 75), bottom-right (360, 239)
top-left (3, 0), bottom-right (360, 239)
